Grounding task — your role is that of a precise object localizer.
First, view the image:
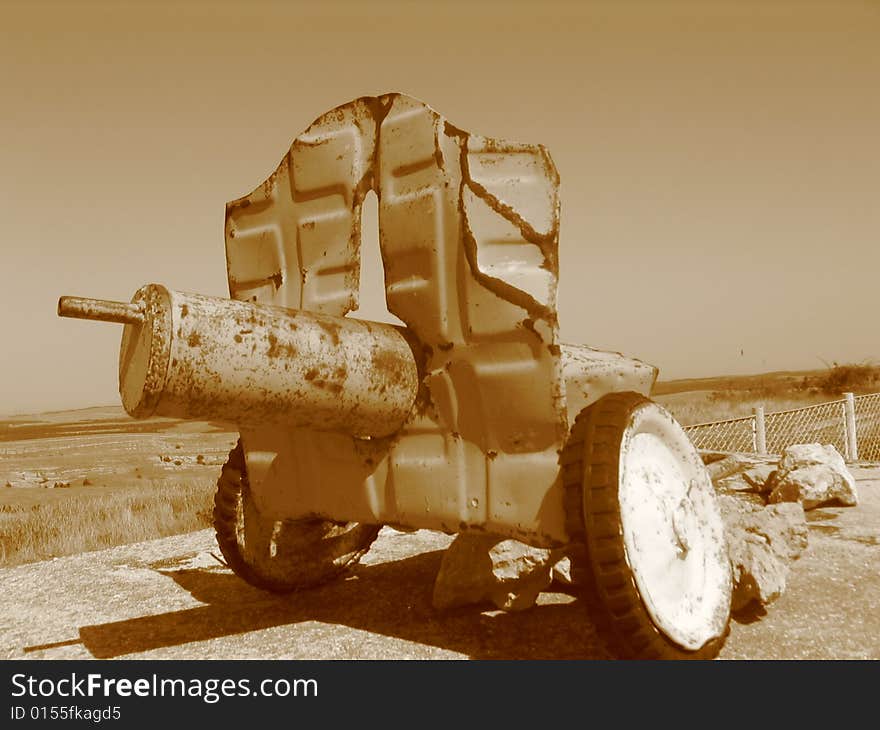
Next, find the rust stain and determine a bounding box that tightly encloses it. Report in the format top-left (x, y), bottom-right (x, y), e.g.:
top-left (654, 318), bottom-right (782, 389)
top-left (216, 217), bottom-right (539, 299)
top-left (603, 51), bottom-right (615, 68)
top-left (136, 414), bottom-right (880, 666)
top-left (371, 347), bottom-right (402, 376)
top-left (266, 331), bottom-right (280, 358)
top-left (229, 271), bottom-right (284, 295)
top-left (318, 318), bottom-right (342, 345)
top-left (264, 330), bottom-right (299, 360)
top-left (466, 172), bottom-right (558, 262)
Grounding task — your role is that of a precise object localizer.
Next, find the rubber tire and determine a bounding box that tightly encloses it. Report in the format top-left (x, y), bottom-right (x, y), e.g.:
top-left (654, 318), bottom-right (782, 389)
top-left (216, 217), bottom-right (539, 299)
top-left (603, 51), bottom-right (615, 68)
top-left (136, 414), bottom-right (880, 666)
top-left (213, 440), bottom-right (380, 593)
top-left (561, 392), bottom-right (731, 659)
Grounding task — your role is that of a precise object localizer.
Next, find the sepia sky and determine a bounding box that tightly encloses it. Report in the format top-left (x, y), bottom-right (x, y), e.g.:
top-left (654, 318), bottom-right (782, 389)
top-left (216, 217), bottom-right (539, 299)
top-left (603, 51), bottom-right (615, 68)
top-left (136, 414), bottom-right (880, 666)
top-left (1, 0), bottom-right (878, 415)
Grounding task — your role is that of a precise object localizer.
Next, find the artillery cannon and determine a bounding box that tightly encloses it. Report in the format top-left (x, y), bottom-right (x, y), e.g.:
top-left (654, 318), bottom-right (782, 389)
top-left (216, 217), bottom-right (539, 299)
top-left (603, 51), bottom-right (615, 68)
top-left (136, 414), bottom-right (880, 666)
top-left (59, 94), bottom-right (732, 659)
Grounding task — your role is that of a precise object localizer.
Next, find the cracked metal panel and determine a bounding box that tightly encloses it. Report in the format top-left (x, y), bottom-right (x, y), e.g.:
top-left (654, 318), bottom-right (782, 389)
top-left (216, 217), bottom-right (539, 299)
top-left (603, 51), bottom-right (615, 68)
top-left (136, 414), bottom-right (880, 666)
top-left (377, 96), bottom-right (565, 458)
top-left (225, 98), bottom-right (379, 315)
top-left (225, 94), bottom-right (570, 546)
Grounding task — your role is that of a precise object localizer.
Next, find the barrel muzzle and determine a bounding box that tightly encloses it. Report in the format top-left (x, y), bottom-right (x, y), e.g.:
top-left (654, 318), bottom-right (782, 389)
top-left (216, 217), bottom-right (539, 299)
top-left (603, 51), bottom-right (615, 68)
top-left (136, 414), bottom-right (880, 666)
top-left (58, 296), bottom-right (145, 325)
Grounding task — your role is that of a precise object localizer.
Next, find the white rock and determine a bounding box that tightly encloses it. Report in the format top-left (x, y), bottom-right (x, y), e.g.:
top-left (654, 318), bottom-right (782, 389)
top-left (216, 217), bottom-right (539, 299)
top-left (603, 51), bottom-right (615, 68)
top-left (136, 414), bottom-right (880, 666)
top-left (432, 533), bottom-right (563, 612)
top-left (770, 465), bottom-right (858, 510)
top-left (768, 444), bottom-right (858, 510)
top-left (718, 495), bottom-right (809, 563)
top-left (727, 531), bottom-right (788, 612)
top-left (550, 544), bottom-right (589, 587)
top-left (717, 494), bottom-right (809, 611)
top-left (778, 443), bottom-right (848, 474)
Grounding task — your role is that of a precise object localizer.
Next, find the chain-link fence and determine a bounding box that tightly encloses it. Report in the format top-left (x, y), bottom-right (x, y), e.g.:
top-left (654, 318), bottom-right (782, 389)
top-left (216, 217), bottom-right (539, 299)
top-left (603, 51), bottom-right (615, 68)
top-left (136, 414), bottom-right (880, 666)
top-left (763, 400), bottom-right (846, 456)
top-left (854, 393), bottom-right (880, 461)
top-left (683, 415), bottom-right (758, 454)
top-left (683, 392), bottom-right (880, 462)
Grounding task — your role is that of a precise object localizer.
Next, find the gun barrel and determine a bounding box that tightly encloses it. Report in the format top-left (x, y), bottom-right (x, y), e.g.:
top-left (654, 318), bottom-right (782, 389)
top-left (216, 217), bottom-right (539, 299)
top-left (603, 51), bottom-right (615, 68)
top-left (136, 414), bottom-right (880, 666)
top-left (58, 284), bottom-right (420, 438)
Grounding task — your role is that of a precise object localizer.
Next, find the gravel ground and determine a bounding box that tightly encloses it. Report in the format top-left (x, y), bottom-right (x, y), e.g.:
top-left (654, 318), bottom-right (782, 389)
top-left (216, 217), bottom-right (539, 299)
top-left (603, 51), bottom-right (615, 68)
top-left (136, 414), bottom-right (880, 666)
top-left (2, 466), bottom-right (878, 660)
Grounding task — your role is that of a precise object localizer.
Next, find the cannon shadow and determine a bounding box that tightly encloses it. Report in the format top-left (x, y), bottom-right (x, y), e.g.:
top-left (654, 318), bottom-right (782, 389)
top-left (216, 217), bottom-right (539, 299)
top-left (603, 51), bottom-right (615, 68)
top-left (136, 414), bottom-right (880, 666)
top-left (74, 550), bottom-right (611, 660)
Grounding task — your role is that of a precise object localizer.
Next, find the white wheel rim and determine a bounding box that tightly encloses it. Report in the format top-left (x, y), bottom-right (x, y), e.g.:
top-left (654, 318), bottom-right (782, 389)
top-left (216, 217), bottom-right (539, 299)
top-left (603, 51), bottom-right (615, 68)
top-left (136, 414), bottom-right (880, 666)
top-left (617, 403), bottom-right (731, 651)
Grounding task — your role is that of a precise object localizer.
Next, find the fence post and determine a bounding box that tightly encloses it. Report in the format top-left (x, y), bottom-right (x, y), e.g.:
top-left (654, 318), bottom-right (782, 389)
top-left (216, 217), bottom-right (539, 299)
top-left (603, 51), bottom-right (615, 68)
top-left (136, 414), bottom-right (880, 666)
top-left (843, 392), bottom-right (858, 462)
top-left (753, 406), bottom-right (767, 454)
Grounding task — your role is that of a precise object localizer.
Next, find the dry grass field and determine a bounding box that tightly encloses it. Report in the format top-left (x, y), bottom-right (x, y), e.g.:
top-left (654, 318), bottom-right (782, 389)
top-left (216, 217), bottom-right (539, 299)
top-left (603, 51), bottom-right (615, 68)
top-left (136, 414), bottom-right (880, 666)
top-left (0, 407), bottom-right (237, 568)
top-left (0, 479), bottom-right (216, 566)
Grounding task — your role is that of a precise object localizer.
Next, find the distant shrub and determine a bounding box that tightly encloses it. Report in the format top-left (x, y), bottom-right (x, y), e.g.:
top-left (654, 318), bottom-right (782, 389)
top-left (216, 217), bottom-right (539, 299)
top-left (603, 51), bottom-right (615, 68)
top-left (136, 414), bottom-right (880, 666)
top-left (655, 362), bottom-right (880, 429)
top-left (808, 362), bottom-right (880, 395)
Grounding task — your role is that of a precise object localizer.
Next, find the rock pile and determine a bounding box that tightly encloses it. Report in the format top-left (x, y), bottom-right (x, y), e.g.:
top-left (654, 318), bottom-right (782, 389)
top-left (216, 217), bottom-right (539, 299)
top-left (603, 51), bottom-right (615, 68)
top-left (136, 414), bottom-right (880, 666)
top-left (708, 443), bottom-right (858, 613)
top-left (154, 453), bottom-right (225, 468)
top-left (711, 443), bottom-right (858, 511)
